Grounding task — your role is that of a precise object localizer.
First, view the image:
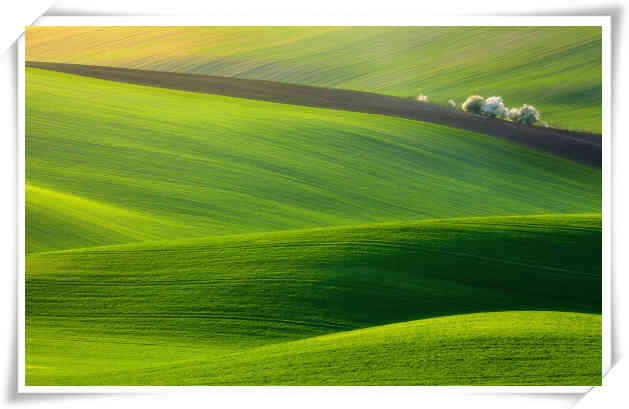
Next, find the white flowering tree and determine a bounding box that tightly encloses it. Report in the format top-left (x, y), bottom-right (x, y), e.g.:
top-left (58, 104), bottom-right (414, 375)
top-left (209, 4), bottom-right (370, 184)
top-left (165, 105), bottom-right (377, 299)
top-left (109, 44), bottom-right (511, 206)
top-left (514, 104), bottom-right (541, 125)
top-left (462, 95), bottom-right (484, 114)
top-left (481, 96), bottom-right (508, 118)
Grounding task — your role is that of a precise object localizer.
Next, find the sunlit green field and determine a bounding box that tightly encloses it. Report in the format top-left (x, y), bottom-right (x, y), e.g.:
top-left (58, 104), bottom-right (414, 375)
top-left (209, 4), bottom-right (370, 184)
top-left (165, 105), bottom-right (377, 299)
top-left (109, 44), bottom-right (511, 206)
top-left (25, 26), bottom-right (602, 386)
top-left (27, 26), bottom-right (602, 131)
top-left (27, 68), bottom-right (601, 253)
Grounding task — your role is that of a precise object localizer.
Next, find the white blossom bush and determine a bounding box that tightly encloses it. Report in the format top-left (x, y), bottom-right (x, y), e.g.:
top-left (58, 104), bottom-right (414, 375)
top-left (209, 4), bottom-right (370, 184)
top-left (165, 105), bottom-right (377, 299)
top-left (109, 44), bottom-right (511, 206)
top-left (508, 107), bottom-right (520, 121)
top-left (514, 104), bottom-right (541, 125)
top-left (433, 93), bottom-right (545, 126)
top-left (461, 95), bottom-right (485, 114)
top-left (480, 96), bottom-right (508, 118)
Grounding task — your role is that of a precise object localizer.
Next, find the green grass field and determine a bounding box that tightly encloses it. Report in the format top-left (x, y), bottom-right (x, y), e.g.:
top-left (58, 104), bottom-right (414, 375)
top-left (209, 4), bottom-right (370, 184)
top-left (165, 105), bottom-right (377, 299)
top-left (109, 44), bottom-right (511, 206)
top-left (25, 27), bottom-right (603, 386)
top-left (27, 68), bottom-right (600, 253)
top-left (27, 214), bottom-right (601, 385)
top-left (27, 26), bottom-right (602, 132)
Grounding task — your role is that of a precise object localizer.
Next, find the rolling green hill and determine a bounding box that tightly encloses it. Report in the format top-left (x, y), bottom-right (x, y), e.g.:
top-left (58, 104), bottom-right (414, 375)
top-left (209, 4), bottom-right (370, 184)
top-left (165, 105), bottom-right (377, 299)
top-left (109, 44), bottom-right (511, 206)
top-left (26, 67), bottom-right (601, 253)
top-left (28, 311), bottom-right (601, 386)
top-left (27, 26), bottom-right (602, 131)
top-left (27, 214), bottom-right (601, 385)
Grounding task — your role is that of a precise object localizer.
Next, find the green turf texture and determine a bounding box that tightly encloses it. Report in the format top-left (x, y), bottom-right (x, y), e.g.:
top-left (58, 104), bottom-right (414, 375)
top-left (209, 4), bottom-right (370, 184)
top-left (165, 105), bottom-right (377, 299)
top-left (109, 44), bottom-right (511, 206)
top-left (26, 67), bottom-right (601, 253)
top-left (27, 214), bottom-right (601, 385)
top-left (27, 26), bottom-right (602, 132)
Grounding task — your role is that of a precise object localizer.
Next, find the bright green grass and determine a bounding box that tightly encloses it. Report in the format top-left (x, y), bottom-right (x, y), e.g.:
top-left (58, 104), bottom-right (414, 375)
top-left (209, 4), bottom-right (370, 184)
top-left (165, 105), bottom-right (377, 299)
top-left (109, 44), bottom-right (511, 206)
top-left (26, 214), bottom-right (601, 385)
top-left (27, 68), bottom-right (601, 252)
top-left (55, 311), bottom-right (599, 386)
top-left (27, 26), bottom-right (602, 131)
top-left (26, 184), bottom-right (191, 253)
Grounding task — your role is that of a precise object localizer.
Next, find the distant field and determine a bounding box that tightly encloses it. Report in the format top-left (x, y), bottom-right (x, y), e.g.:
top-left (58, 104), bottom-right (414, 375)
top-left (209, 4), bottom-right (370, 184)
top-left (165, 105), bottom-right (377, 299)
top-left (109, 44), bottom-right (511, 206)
top-left (27, 214), bottom-right (602, 385)
top-left (26, 26), bottom-right (602, 132)
top-left (27, 68), bottom-right (601, 253)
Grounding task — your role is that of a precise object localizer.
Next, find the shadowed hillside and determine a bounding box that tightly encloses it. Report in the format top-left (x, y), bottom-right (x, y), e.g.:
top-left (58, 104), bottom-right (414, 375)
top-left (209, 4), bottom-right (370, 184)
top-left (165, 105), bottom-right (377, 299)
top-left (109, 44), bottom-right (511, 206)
top-left (27, 214), bottom-right (602, 385)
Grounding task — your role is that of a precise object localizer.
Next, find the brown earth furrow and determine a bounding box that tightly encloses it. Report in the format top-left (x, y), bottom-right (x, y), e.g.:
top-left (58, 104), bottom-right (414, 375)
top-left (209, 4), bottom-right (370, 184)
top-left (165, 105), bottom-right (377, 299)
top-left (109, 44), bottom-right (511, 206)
top-left (27, 61), bottom-right (602, 167)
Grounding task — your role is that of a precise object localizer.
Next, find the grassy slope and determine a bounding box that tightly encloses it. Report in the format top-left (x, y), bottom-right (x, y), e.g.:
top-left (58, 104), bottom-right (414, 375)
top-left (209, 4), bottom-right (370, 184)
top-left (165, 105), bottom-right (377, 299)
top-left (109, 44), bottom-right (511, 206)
top-left (29, 312), bottom-right (601, 386)
top-left (27, 214), bottom-right (601, 385)
top-left (26, 26), bottom-right (602, 132)
top-left (90, 312), bottom-right (601, 386)
top-left (26, 184), bottom-right (190, 253)
top-left (27, 68), bottom-right (601, 252)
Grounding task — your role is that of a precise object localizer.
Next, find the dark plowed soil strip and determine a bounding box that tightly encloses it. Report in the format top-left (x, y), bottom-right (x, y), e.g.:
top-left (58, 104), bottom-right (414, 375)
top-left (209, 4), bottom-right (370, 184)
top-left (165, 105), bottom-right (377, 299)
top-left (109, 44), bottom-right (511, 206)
top-left (27, 61), bottom-right (602, 167)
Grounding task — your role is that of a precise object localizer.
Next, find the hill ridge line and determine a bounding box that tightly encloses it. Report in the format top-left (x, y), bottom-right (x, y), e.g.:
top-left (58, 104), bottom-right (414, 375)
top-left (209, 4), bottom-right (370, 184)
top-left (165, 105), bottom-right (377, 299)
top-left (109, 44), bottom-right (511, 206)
top-left (27, 61), bottom-right (602, 167)
top-left (27, 212), bottom-right (600, 257)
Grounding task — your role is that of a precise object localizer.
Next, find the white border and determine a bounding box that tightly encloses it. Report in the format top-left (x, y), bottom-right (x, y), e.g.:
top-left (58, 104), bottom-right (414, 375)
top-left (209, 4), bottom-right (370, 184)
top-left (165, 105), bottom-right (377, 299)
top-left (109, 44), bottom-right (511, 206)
top-left (33, 15), bottom-right (609, 26)
top-left (601, 16), bottom-right (612, 380)
top-left (18, 16), bottom-right (612, 394)
top-left (17, 33), bottom-right (26, 394)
